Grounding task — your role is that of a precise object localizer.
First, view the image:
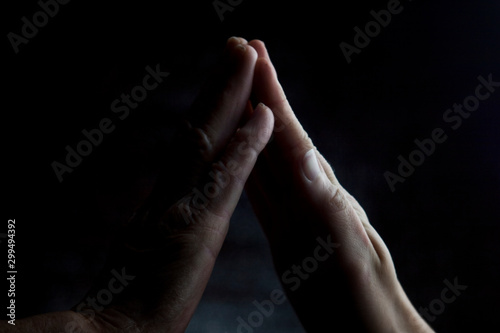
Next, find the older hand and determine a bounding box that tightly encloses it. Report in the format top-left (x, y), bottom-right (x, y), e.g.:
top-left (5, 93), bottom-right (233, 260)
top-left (4, 37), bottom-right (274, 333)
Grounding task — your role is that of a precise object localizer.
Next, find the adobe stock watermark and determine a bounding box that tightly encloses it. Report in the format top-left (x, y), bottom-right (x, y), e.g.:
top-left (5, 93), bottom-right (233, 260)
top-left (7, 0), bottom-right (71, 54)
top-left (384, 73), bottom-right (500, 192)
top-left (418, 276), bottom-right (467, 323)
top-left (213, 0), bottom-right (243, 22)
top-left (339, 0), bottom-right (414, 64)
top-left (60, 267), bottom-right (135, 333)
top-left (51, 64), bottom-right (169, 183)
top-left (235, 235), bottom-right (340, 333)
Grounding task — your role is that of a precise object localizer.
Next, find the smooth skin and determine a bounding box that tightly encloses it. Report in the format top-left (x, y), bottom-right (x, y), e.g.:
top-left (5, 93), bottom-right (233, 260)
top-left (245, 39), bottom-right (434, 333)
top-left (0, 37), bottom-right (434, 332)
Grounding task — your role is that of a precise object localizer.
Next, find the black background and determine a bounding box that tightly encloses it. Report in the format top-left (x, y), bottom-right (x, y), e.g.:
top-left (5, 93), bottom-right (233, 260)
top-left (3, 0), bottom-right (500, 332)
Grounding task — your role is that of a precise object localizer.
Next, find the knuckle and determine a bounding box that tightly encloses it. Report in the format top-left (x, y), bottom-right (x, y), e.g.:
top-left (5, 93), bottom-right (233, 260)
top-left (210, 160), bottom-right (236, 189)
top-left (211, 159), bottom-right (229, 176)
top-left (289, 128), bottom-right (313, 156)
top-left (167, 196), bottom-right (204, 229)
top-left (327, 185), bottom-right (349, 213)
top-left (186, 122), bottom-right (216, 163)
top-left (298, 128), bottom-right (311, 143)
top-left (278, 94), bottom-right (288, 106)
top-left (232, 129), bottom-right (260, 159)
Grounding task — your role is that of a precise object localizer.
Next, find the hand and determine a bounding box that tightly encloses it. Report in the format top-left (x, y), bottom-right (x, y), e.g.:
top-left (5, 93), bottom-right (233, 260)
top-left (245, 40), bottom-right (434, 332)
top-left (84, 37), bottom-right (274, 332)
top-left (4, 37), bottom-right (274, 333)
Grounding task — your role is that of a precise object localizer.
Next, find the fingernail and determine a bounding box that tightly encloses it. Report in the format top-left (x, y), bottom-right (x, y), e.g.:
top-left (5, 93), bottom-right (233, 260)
top-left (257, 102), bottom-right (267, 110)
top-left (237, 37), bottom-right (248, 44)
top-left (227, 36), bottom-right (246, 53)
top-left (302, 149), bottom-right (321, 182)
top-left (227, 36), bottom-right (245, 47)
top-left (227, 36), bottom-right (240, 44)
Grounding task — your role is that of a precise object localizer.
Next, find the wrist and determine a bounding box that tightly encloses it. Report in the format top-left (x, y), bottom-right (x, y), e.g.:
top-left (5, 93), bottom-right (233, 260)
top-left (386, 281), bottom-right (435, 333)
top-left (350, 266), bottom-right (434, 333)
top-left (71, 236), bottom-right (217, 333)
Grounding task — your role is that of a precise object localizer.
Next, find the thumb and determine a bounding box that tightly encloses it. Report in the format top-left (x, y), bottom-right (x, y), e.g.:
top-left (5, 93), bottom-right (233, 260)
top-left (178, 103), bottom-right (274, 247)
top-left (300, 149), bottom-right (349, 216)
top-left (298, 149), bottom-right (372, 252)
top-left (209, 102), bottom-right (274, 217)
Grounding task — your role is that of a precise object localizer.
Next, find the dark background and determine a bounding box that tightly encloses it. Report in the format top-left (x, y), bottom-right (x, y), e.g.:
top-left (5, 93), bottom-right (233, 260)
top-left (3, 0), bottom-right (500, 332)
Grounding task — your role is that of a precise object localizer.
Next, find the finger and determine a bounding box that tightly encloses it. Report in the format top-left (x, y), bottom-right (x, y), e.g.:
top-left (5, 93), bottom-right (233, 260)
top-left (298, 149), bottom-right (376, 261)
top-left (315, 150), bottom-right (340, 186)
top-left (253, 54), bottom-right (314, 164)
top-left (252, 41), bottom-right (340, 185)
top-left (248, 40), bottom-right (270, 59)
top-left (150, 38), bottom-right (258, 208)
top-left (186, 37), bottom-right (258, 162)
top-left (248, 39), bottom-right (276, 75)
top-left (209, 103), bottom-right (274, 216)
top-left (315, 150), bottom-right (369, 224)
top-left (301, 149), bottom-right (392, 266)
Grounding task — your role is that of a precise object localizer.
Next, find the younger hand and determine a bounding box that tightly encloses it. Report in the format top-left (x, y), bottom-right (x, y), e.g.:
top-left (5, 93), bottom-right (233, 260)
top-left (246, 40), bottom-right (434, 333)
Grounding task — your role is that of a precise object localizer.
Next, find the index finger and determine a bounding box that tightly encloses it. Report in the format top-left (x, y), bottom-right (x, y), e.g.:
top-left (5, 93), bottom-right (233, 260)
top-left (249, 39), bottom-right (339, 185)
top-left (188, 37), bottom-right (258, 162)
top-left (250, 40), bottom-right (314, 163)
top-left (147, 37), bottom-right (259, 209)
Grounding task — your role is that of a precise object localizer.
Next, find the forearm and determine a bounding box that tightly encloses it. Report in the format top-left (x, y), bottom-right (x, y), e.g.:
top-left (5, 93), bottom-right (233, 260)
top-left (275, 246), bottom-right (433, 333)
top-left (285, 281), bottom-right (434, 333)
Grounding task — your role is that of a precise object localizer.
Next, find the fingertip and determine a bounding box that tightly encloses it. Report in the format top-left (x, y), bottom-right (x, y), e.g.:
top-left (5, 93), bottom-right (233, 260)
top-left (205, 104), bottom-right (273, 220)
top-left (255, 57), bottom-right (276, 79)
top-left (227, 36), bottom-right (248, 44)
top-left (252, 103), bottom-right (275, 144)
top-left (227, 36), bottom-right (248, 46)
top-left (227, 36), bottom-right (239, 44)
top-left (246, 43), bottom-right (258, 61)
top-left (249, 39), bottom-right (268, 59)
top-left (255, 102), bottom-right (272, 118)
top-left (257, 102), bottom-right (275, 124)
top-left (249, 39), bottom-right (264, 46)
top-left (226, 37), bottom-right (257, 64)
